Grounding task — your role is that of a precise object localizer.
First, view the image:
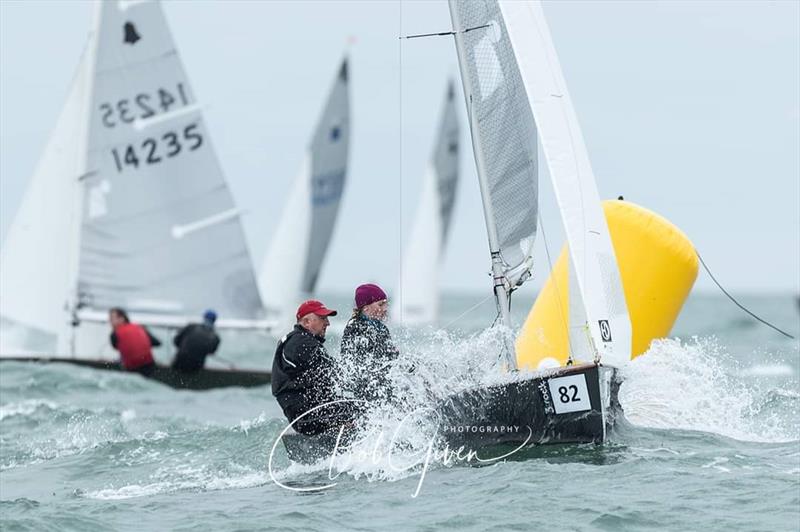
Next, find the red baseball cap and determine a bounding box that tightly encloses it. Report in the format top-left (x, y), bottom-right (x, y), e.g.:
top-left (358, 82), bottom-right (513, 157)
top-left (296, 299), bottom-right (338, 321)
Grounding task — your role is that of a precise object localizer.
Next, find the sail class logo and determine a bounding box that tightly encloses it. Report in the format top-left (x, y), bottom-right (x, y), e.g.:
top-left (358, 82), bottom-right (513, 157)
top-left (123, 22), bottom-right (141, 45)
top-left (599, 320), bottom-right (612, 342)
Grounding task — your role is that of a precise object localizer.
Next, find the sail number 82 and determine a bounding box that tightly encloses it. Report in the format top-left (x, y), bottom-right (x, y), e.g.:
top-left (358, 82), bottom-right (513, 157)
top-left (547, 374), bottom-right (591, 414)
top-left (111, 124), bottom-right (202, 173)
top-left (558, 385), bottom-right (580, 404)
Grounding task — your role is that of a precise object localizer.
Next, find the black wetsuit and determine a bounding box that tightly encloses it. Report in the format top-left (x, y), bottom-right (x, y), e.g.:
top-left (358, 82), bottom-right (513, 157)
top-left (171, 323), bottom-right (220, 373)
top-left (272, 325), bottom-right (353, 435)
top-left (339, 315), bottom-right (400, 403)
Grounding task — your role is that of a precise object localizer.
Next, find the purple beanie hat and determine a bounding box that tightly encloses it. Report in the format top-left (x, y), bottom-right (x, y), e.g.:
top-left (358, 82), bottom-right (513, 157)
top-left (355, 283), bottom-right (387, 308)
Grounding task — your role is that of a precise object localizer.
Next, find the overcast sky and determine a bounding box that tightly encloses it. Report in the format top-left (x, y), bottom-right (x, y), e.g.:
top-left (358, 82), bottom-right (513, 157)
top-left (1, 0), bottom-right (798, 298)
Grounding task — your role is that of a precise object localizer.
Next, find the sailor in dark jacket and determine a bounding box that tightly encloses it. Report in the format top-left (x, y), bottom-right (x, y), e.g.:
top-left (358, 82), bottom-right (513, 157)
top-left (340, 284), bottom-right (400, 404)
top-left (272, 299), bottom-right (350, 435)
top-left (171, 310), bottom-right (221, 373)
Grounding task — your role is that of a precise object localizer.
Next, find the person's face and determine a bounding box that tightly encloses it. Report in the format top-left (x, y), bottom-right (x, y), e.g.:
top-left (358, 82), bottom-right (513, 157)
top-left (109, 311), bottom-right (124, 328)
top-left (362, 299), bottom-right (388, 321)
top-left (302, 313), bottom-right (330, 337)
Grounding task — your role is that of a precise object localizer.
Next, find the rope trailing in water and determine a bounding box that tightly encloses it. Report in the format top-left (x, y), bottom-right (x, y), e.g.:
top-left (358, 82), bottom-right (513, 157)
top-left (696, 250), bottom-right (795, 340)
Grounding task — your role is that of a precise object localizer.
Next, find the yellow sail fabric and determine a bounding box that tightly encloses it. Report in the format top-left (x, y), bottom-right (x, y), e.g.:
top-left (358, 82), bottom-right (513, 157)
top-left (516, 200), bottom-right (698, 369)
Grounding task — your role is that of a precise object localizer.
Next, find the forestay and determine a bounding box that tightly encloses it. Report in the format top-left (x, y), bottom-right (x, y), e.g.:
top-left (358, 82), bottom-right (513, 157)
top-left (395, 81), bottom-right (460, 324)
top-left (259, 59), bottom-right (350, 322)
top-left (499, 0), bottom-right (632, 366)
top-left (448, 0), bottom-right (539, 285)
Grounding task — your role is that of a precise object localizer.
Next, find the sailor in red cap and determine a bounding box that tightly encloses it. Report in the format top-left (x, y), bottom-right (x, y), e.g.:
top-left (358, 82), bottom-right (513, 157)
top-left (271, 299), bottom-right (346, 435)
top-left (339, 284), bottom-right (400, 404)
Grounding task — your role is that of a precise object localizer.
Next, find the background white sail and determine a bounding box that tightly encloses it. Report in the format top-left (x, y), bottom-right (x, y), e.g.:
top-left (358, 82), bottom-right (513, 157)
top-left (500, 0), bottom-right (632, 366)
top-left (2, 0), bottom-right (264, 355)
top-left (79, 0), bottom-right (262, 320)
top-left (0, 44), bottom-right (94, 353)
top-left (394, 81), bottom-right (460, 325)
top-left (259, 59), bottom-right (350, 325)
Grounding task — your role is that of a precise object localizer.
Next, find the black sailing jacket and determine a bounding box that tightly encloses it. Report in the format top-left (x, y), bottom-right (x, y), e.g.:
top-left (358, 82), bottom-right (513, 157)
top-left (171, 323), bottom-right (220, 372)
top-left (339, 315), bottom-right (399, 403)
top-left (271, 325), bottom-right (337, 417)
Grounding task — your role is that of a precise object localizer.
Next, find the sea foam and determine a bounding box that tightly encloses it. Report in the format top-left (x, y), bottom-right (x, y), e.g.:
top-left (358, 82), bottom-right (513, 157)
top-left (620, 337), bottom-right (799, 443)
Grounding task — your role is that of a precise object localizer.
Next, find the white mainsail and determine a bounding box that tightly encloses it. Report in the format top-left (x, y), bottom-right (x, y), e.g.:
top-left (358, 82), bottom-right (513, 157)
top-left (258, 59), bottom-right (350, 326)
top-left (448, 0), bottom-right (540, 368)
top-left (1, 0), bottom-right (265, 355)
top-left (448, 0), bottom-right (631, 368)
top-left (394, 81), bottom-right (460, 325)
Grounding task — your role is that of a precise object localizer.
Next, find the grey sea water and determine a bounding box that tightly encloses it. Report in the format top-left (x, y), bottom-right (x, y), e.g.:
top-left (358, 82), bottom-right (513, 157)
top-left (1, 293), bottom-right (798, 531)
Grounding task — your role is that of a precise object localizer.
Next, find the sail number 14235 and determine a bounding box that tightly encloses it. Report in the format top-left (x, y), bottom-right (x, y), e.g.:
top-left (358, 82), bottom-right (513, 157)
top-left (111, 124), bottom-right (203, 173)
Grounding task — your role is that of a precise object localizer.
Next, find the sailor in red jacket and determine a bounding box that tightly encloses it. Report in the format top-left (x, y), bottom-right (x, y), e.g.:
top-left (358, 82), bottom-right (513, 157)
top-left (108, 307), bottom-right (161, 376)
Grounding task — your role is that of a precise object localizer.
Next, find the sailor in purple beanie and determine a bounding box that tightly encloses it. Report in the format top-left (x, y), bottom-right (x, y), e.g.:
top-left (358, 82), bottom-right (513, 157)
top-left (354, 284), bottom-right (388, 316)
top-left (339, 283), bottom-right (400, 404)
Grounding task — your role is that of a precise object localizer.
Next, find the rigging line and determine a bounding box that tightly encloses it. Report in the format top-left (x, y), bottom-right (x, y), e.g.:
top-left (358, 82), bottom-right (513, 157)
top-left (491, 310), bottom-right (501, 329)
top-left (400, 23), bottom-right (491, 40)
top-left (538, 213), bottom-right (575, 362)
top-left (442, 293), bottom-right (496, 331)
top-left (696, 250), bottom-right (795, 340)
top-left (401, 30), bottom-right (456, 39)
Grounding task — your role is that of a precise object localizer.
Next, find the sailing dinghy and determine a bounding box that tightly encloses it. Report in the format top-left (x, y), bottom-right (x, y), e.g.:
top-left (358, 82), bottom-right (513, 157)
top-left (438, 0), bottom-right (629, 448)
top-left (393, 81), bottom-right (460, 325)
top-left (1, 356), bottom-right (270, 391)
top-left (258, 59), bottom-right (350, 331)
top-left (280, 0), bottom-right (628, 462)
top-left (0, 0), bottom-right (271, 388)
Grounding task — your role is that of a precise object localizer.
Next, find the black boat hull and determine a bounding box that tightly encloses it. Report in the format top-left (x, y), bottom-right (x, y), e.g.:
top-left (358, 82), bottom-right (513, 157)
top-left (280, 363), bottom-right (620, 463)
top-left (437, 363), bottom-right (619, 449)
top-left (0, 356), bottom-right (270, 390)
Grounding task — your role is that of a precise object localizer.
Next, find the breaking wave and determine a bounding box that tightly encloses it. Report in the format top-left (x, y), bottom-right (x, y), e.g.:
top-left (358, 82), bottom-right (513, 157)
top-left (620, 337), bottom-right (799, 443)
top-left (268, 326), bottom-right (542, 491)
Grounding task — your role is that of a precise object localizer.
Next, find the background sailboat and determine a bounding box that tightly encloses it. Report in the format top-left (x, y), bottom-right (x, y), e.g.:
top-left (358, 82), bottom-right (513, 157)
top-left (258, 59), bottom-right (350, 331)
top-left (393, 81), bottom-right (460, 326)
top-left (0, 0), bottom-right (265, 358)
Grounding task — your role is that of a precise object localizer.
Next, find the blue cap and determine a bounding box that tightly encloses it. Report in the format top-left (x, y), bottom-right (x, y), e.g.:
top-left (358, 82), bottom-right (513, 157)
top-left (203, 309), bottom-right (217, 324)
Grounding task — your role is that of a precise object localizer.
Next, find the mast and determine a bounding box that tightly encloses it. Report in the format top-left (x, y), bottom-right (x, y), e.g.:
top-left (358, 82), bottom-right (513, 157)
top-left (448, 4), bottom-right (517, 370)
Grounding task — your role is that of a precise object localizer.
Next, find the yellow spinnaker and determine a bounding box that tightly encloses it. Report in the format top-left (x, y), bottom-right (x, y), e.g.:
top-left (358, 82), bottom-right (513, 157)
top-left (516, 200), bottom-right (698, 370)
